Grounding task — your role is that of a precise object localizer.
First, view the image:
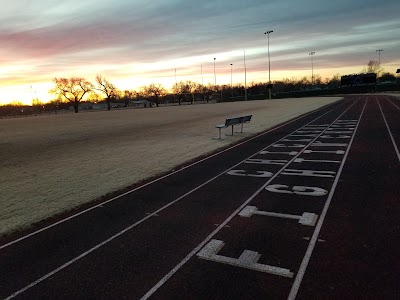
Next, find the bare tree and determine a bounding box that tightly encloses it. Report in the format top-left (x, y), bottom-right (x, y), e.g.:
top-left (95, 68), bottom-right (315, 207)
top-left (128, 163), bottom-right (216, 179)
top-left (141, 83), bottom-right (167, 107)
top-left (379, 72), bottom-right (396, 82)
top-left (186, 81), bottom-right (199, 104)
top-left (31, 98), bottom-right (44, 115)
top-left (172, 82), bottom-right (184, 105)
top-left (50, 77), bottom-right (94, 113)
top-left (172, 81), bottom-right (199, 104)
top-left (324, 73), bottom-right (341, 88)
top-left (95, 75), bottom-right (117, 110)
top-left (362, 60), bottom-right (384, 77)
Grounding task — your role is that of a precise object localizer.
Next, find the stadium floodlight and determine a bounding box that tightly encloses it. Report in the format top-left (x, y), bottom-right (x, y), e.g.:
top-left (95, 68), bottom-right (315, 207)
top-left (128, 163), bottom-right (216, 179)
top-left (213, 58), bottom-right (216, 91)
top-left (230, 64), bottom-right (233, 88)
top-left (376, 49), bottom-right (383, 64)
top-left (309, 51), bottom-right (316, 88)
top-left (244, 51), bottom-right (248, 101)
top-left (264, 30), bottom-right (273, 99)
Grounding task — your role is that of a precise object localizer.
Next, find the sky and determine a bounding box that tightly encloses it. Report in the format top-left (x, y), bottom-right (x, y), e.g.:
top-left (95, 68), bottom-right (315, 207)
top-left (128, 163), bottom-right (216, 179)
top-left (1, 0), bottom-right (400, 105)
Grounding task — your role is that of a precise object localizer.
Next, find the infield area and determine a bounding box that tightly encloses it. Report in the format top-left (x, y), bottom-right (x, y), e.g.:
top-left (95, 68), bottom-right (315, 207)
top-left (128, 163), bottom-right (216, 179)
top-left (0, 97), bottom-right (340, 236)
top-left (1, 95), bottom-right (400, 299)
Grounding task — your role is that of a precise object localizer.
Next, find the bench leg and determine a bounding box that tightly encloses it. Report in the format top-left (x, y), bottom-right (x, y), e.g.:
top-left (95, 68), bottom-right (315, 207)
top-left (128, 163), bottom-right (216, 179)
top-left (218, 128), bottom-right (222, 139)
top-left (231, 125), bottom-right (234, 136)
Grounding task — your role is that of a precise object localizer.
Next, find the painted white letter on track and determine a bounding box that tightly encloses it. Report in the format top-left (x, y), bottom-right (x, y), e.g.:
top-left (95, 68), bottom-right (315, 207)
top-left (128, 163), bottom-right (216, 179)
top-left (245, 159), bottom-right (287, 165)
top-left (281, 169), bottom-right (336, 178)
top-left (272, 144), bottom-right (306, 148)
top-left (265, 184), bottom-right (328, 196)
top-left (226, 170), bottom-right (273, 177)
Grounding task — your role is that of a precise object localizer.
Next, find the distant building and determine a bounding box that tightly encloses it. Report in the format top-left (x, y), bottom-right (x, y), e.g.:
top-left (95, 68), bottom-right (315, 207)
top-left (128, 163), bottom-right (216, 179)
top-left (341, 73), bottom-right (376, 87)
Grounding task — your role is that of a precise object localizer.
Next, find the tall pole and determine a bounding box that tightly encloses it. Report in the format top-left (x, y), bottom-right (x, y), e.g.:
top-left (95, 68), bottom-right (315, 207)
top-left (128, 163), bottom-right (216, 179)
top-left (230, 64), bottom-right (233, 88)
top-left (264, 30), bottom-right (273, 99)
top-left (201, 64), bottom-right (204, 86)
top-left (376, 49), bottom-right (383, 83)
top-left (309, 51), bottom-right (315, 89)
top-left (376, 49), bottom-right (383, 64)
top-left (213, 58), bottom-right (216, 91)
top-left (174, 68), bottom-right (177, 86)
top-left (244, 51), bottom-right (247, 101)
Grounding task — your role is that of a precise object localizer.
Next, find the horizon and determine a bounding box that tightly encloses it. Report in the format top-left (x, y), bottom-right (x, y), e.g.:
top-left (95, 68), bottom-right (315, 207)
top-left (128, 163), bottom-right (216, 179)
top-left (1, 0), bottom-right (400, 105)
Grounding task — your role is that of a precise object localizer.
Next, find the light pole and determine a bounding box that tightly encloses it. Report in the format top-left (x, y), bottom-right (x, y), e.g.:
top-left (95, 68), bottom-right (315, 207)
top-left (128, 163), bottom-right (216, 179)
top-left (376, 50), bottom-right (383, 83)
top-left (174, 68), bottom-right (177, 86)
top-left (376, 49), bottom-right (383, 64)
top-left (309, 51), bottom-right (315, 89)
top-left (230, 63), bottom-right (233, 89)
top-left (213, 58), bottom-right (216, 91)
top-left (201, 64), bottom-right (204, 86)
top-left (264, 30), bottom-right (273, 99)
top-left (244, 51), bottom-right (248, 101)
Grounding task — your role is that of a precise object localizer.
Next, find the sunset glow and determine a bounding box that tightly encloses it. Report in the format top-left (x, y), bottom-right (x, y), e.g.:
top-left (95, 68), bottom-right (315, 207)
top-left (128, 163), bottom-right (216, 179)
top-left (1, 0), bottom-right (399, 105)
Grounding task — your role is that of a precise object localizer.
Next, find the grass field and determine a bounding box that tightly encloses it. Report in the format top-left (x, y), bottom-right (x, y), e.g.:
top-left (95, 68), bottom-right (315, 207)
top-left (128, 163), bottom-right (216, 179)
top-left (0, 97), bottom-right (341, 236)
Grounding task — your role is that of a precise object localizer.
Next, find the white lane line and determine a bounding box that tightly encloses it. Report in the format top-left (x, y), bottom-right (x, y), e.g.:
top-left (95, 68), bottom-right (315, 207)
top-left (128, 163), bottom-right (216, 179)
top-left (140, 99), bottom-right (360, 300)
top-left (3, 102), bottom-right (350, 299)
top-left (386, 97), bottom-right (400, 110)
top-left (0, 100), bottom-right (345, 250)
top-left (377, 98), bottom-right (400, 163)
top-left (287, 98), bottom-right (367, 300)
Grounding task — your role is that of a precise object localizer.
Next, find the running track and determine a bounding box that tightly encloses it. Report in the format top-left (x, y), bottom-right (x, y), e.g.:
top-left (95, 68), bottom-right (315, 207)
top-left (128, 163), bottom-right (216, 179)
top-left (1, 95), bottom-right (400, 299)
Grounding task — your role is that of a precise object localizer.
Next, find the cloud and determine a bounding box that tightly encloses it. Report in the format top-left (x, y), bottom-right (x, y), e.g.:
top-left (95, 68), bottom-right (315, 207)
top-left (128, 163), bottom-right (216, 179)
top-left (1, 0), bottom-right (400, 104)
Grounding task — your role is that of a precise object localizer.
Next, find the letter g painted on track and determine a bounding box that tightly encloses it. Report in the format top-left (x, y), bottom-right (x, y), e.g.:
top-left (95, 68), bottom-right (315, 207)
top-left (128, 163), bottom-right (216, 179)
top-left (226, 170), bottom-right (274, 177)
top-left (265, 184), bottom-right (328, 196)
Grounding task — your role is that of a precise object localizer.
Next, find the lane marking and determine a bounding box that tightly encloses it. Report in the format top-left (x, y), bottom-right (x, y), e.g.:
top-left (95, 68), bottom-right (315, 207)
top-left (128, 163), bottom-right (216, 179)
top-left (197, 239), bottom-right (294, 277)
top-left (310, 141), bottom-right (348, 147)
top-left (320, 135), bottom-right (351, 139)
top-left (259, 150), bottom-right (298, 155)
top-left (265, 184), bottom-right (328, 196)
top-left (386, 97), bottom-right (400, 110)
top-left (281, 169), bottom-right (336, 178)
top-left (281, 138), bottom-right (313, 142)
top-left (377, 98), bottom-right (400, 163)
top-left (272, 144), bottom-right (306, 148)
top-left (303, 149), bottom-right (345, 155)
top-left (320, 131), bottom-right (353, 134)
top-left (295, 131), bottom-right (323, 134)
top-left (238, 206), bottom-right (318, 226)
top-left (140, 99), bottom-right (360, 300)
top-left (226, 170), bottom-right (274, 177)
top-left (287, 98), bottom-right (367, 300)
top-left (290, 134), bottom-right (319, 137)
top-left (293, 158), bottom-right (341, 164)
top-left (0, 100), bottom-right (346, 250)
top-left (244, 158), bottom-right (288, 165)
top-left (3, 101), bottom-right (351, 298)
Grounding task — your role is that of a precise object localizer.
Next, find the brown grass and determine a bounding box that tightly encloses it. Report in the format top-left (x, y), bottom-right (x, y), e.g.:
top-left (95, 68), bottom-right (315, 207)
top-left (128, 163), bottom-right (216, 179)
top-left (0, 97), bottom-right (341, 236)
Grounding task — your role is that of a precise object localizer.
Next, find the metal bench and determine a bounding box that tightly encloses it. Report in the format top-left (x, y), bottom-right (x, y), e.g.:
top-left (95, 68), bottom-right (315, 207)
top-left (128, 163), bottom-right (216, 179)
top-left (215, 115), bottom-right (252, 139)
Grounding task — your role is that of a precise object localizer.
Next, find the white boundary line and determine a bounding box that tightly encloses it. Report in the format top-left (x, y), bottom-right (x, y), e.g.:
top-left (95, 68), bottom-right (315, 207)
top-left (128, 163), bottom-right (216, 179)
top-left (386, 96), bottom-right (400, 110)
top-left (287, 98), bottom-right (367, 300)
top-left (3, 101), bottom-right (349, 299)
top-left (139, 99), bottom-right (360, 300)
top-left (377, 97), bottom-right (400, 162)
top-left (0, 100), bottom-right (343, 250)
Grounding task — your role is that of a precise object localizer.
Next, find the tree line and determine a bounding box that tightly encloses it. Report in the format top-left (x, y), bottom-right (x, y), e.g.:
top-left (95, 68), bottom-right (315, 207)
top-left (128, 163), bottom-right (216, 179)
top-left (1, 60), bottom-right (398, 115)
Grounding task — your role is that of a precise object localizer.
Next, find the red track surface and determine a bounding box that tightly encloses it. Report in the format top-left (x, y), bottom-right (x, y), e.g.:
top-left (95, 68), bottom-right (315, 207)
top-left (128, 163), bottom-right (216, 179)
top-left (1, 95), bottom-right (399, 299)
